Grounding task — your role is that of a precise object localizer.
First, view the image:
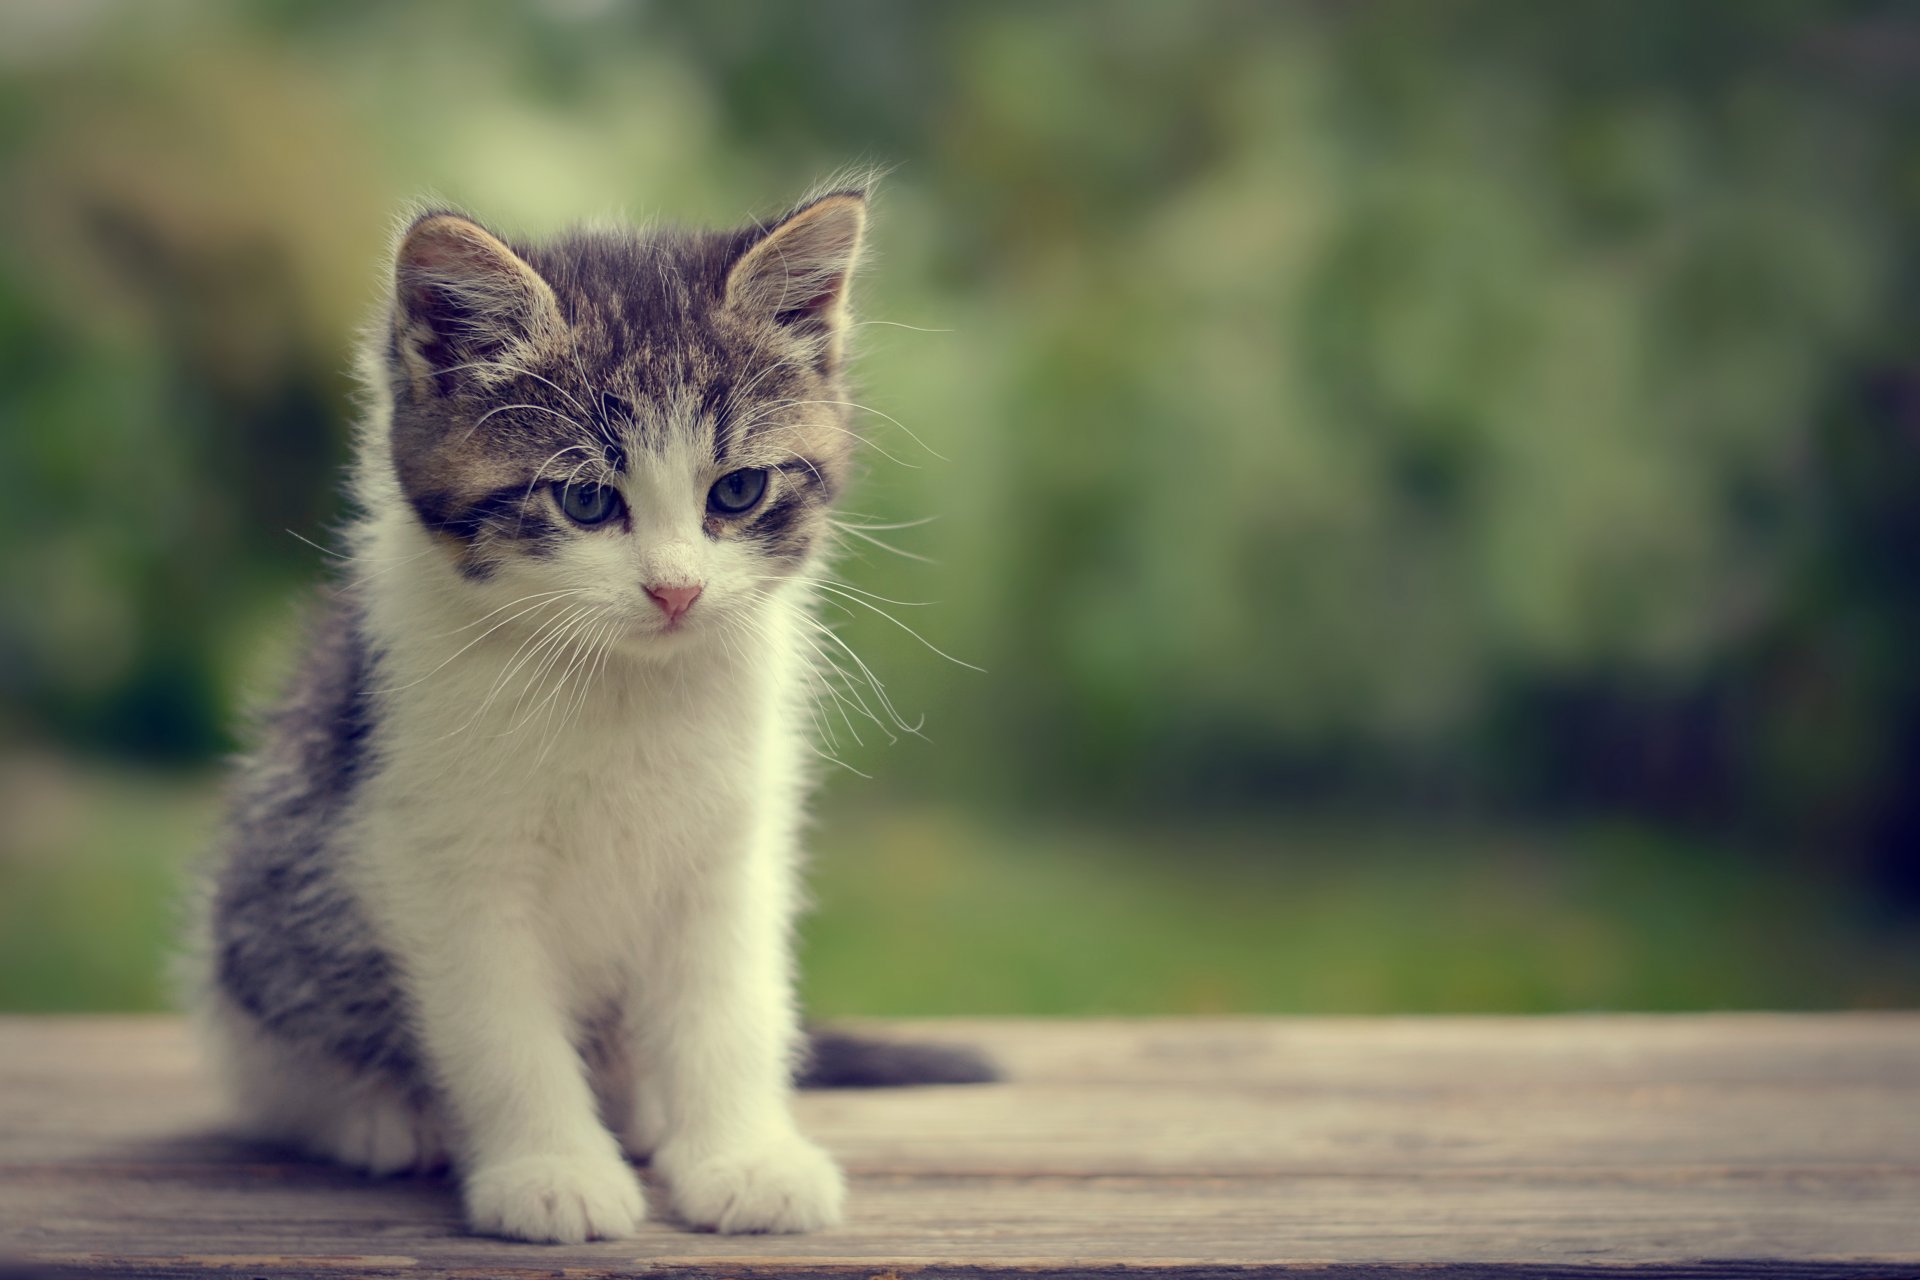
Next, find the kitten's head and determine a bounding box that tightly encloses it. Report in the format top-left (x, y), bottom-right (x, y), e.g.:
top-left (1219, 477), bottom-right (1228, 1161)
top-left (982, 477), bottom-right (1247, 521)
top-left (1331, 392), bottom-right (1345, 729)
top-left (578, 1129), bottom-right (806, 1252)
top-left (377, 191), bottom-right (866, 653)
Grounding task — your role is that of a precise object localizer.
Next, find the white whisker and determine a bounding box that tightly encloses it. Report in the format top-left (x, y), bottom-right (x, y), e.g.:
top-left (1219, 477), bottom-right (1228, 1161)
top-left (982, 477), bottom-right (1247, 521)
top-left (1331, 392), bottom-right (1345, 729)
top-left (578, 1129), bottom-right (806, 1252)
top-left (851, 319), bottom-right (954, 333)
top-left (831, 523), bottom-right (939, 564)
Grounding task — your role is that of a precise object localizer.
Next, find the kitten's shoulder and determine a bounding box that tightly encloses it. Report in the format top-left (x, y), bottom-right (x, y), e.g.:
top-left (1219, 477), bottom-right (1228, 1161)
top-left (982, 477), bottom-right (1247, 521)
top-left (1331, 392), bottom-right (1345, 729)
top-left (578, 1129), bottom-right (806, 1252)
top-left (209, 584), bottom-right (421, 1085)
top-left (230, 587), bottom-right (379, 828)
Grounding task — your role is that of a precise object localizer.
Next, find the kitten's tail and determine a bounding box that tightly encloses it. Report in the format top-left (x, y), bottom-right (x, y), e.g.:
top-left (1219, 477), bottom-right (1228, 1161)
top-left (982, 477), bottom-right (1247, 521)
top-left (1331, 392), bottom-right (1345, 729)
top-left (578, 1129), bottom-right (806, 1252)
top-left (797, 1025), bottom-right (1000, 1088)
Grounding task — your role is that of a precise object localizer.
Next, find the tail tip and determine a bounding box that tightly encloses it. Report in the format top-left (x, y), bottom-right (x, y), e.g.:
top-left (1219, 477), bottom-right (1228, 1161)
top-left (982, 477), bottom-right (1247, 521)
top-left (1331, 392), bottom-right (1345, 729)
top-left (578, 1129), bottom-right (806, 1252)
top-left (798, 1027), bottom-right (1002, 1089)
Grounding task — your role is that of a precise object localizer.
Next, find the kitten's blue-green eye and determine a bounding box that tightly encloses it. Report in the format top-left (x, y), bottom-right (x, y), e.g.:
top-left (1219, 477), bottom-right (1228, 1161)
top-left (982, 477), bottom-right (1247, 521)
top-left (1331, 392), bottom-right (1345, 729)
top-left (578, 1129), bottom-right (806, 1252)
top-left (554, 481), bottom-right (620, 526)
top-left (708, 468), bottom-right (769, 515)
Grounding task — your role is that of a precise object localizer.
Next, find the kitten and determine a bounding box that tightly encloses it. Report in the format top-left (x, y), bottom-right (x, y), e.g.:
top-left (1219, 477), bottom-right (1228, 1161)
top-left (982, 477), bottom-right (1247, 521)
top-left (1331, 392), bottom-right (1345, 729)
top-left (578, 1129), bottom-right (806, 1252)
top-left (188, 187), bottom-right (987, 1244)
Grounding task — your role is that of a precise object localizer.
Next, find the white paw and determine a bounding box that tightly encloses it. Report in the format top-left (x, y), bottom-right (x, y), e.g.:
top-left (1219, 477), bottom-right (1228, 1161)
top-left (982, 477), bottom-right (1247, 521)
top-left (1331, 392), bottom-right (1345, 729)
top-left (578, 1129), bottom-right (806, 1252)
top-left (658, 1134), bottom-right (845, 1234)
top-left (315, 1092), bottom-right (447, 1176)
top-left (463, 1150), bottom-right (647, 1243)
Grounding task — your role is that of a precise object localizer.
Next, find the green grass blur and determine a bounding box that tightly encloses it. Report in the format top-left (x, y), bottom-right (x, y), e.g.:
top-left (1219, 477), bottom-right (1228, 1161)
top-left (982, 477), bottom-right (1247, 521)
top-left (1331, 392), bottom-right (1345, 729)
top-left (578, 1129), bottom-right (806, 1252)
top-left (3, 761), bottom-right (1915, 1014)
top-left (2, 2), bottom-right (1917, 1013)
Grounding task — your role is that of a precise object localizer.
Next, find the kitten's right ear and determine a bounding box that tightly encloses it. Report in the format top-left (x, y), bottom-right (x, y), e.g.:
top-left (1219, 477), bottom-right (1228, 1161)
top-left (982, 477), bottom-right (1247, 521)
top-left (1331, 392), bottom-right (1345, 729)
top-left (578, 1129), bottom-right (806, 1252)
top-left (391, 212), bottom-right (563, 397)
top-left (724, 192), bottom-right (866, 370)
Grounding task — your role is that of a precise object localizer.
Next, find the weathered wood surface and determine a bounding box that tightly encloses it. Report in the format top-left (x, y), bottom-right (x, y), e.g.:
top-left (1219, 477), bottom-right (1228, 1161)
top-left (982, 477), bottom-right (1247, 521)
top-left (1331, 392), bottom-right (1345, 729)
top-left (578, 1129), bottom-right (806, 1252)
top-left (2, 1015), bottom-right (1917, 1278)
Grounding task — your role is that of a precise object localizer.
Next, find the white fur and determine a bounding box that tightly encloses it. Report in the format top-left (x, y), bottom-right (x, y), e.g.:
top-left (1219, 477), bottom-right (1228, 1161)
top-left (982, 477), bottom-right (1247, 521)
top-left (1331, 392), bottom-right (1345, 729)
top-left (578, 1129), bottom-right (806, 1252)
top-left (209, 385), bottom-right (845, 1242)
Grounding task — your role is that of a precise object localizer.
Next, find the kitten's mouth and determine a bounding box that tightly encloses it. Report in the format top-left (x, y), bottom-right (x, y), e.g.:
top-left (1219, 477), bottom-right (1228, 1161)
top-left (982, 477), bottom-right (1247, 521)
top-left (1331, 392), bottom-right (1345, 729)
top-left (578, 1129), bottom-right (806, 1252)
top-left (618, 610), bottom-right (703, 648)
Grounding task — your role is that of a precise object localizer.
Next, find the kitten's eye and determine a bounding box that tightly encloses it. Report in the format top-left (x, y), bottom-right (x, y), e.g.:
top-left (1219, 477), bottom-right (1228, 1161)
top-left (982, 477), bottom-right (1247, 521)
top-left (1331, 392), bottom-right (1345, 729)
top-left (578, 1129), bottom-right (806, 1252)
top-left (554, 481), bottom-right (620, 526)
top-left (708, 468), bottom-right (769, 515)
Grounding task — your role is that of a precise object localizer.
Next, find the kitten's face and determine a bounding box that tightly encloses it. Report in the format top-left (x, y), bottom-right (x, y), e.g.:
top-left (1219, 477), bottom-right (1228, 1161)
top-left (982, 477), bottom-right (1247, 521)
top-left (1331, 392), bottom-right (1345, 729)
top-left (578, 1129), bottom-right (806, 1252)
top-left (383, 196), bottom-right (864, 655)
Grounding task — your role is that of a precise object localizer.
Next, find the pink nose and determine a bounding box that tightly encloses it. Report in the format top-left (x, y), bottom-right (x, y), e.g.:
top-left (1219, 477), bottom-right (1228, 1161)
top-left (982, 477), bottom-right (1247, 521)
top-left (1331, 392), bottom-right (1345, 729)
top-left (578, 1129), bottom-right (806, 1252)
top-left (645, 583), bottom-right (703, 621)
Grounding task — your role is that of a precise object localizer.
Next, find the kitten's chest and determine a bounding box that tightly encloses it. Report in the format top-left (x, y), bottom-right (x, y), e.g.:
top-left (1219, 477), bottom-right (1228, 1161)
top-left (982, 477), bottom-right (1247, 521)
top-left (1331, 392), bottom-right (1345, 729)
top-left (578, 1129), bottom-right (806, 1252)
top-left (541, 708), bottom-right (760, 867)
top-left (522, 676), bottom-right (767, 919)
top-left (363, 642), bottom-right (787, 985)
top-left (549, 736), bottom-right (748, 867)
top-left (512, 688), bottom-right (766, 1001)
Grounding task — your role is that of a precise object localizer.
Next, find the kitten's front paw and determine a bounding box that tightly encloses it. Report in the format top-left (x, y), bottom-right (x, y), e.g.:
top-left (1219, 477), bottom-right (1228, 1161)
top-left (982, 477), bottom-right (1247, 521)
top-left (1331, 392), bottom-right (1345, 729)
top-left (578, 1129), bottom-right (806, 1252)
top-left (463, 1150), bottom-right (647, 1243)
top-left (657, 1134), bottom-right (845, 1234)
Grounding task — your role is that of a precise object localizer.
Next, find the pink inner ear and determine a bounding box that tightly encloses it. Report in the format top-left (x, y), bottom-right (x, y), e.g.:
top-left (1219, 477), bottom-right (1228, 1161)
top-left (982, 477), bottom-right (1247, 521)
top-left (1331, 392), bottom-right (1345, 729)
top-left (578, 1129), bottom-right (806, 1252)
top-left (393, 216), bottom-right (560, 394)
top-left (726, 195), bottom-right (865, 329)
top-left (780, 277), bottom-right (847, 321)
top-left (397, 217), bottom-right (550, 312)
top-left (401, 219), bottom-right (492, 282)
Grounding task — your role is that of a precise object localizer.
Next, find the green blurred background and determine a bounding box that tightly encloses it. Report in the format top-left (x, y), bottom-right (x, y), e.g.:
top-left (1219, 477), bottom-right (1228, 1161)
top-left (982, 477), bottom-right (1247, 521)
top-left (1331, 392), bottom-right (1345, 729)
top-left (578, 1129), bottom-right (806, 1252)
top-left (3, 0), bottom-right (1917, 1016)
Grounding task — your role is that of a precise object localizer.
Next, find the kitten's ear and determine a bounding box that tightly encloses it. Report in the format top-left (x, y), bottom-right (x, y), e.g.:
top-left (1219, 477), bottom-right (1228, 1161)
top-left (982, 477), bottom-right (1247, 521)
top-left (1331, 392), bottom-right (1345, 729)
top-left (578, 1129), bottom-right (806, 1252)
top-left (724, 192), bottom-right (866, 369)
top-left (391, 212), bottom-right (563, 396)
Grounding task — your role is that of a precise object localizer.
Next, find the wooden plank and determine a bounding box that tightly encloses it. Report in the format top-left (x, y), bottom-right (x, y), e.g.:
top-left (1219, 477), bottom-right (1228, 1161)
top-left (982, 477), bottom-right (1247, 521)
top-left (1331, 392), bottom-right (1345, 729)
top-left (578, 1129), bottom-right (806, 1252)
top-left (2, 1015), bottom-right (1917, 1277)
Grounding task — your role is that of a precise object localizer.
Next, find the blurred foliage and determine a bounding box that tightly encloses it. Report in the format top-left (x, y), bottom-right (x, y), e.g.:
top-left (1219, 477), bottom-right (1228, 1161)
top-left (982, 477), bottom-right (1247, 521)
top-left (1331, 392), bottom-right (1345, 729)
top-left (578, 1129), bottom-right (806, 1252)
top-left (6, 763), bottom-right (1915, 1014)
top-left (1, 1), bottom-right (1918, 1013)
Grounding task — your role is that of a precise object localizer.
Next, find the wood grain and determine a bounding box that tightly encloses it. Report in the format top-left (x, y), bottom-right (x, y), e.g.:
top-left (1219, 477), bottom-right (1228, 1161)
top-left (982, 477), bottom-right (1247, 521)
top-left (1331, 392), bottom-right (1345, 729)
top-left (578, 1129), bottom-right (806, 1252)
top-left (1, 1015), bottom-right (1916, 1277)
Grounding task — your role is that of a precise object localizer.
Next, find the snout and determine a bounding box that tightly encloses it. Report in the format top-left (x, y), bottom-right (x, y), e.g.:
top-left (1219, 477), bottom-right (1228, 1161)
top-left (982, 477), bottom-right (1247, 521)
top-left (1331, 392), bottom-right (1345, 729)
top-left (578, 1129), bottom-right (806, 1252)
top-left (645, 582), bottom-right (703, 624)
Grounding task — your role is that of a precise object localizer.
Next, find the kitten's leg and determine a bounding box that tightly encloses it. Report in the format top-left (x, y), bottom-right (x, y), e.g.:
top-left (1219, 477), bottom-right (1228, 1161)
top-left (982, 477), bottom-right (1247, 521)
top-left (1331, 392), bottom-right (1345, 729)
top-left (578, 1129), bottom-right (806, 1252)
top-left (600, 1048), bottom-right (668, 1162)
top-left (582, 1015), bottom-right (664, 1162)
top-left (198, 990), bottom-right (447, 1176)
top-left (319, 1083), bottom-right (449, 1175)
top-left (621, 1082), bottom-right (672, 1163)
top-left (394, 889), bottom-right (646, 1243)
top-left (641, 847), bottom-right (845, 1234)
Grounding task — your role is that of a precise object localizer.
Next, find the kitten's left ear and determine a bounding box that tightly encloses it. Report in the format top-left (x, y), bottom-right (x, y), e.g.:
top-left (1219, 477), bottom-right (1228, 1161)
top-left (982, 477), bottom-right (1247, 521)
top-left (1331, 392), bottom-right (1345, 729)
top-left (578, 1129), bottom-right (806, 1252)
top-left (724, 192), bottom-right (866, 369)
